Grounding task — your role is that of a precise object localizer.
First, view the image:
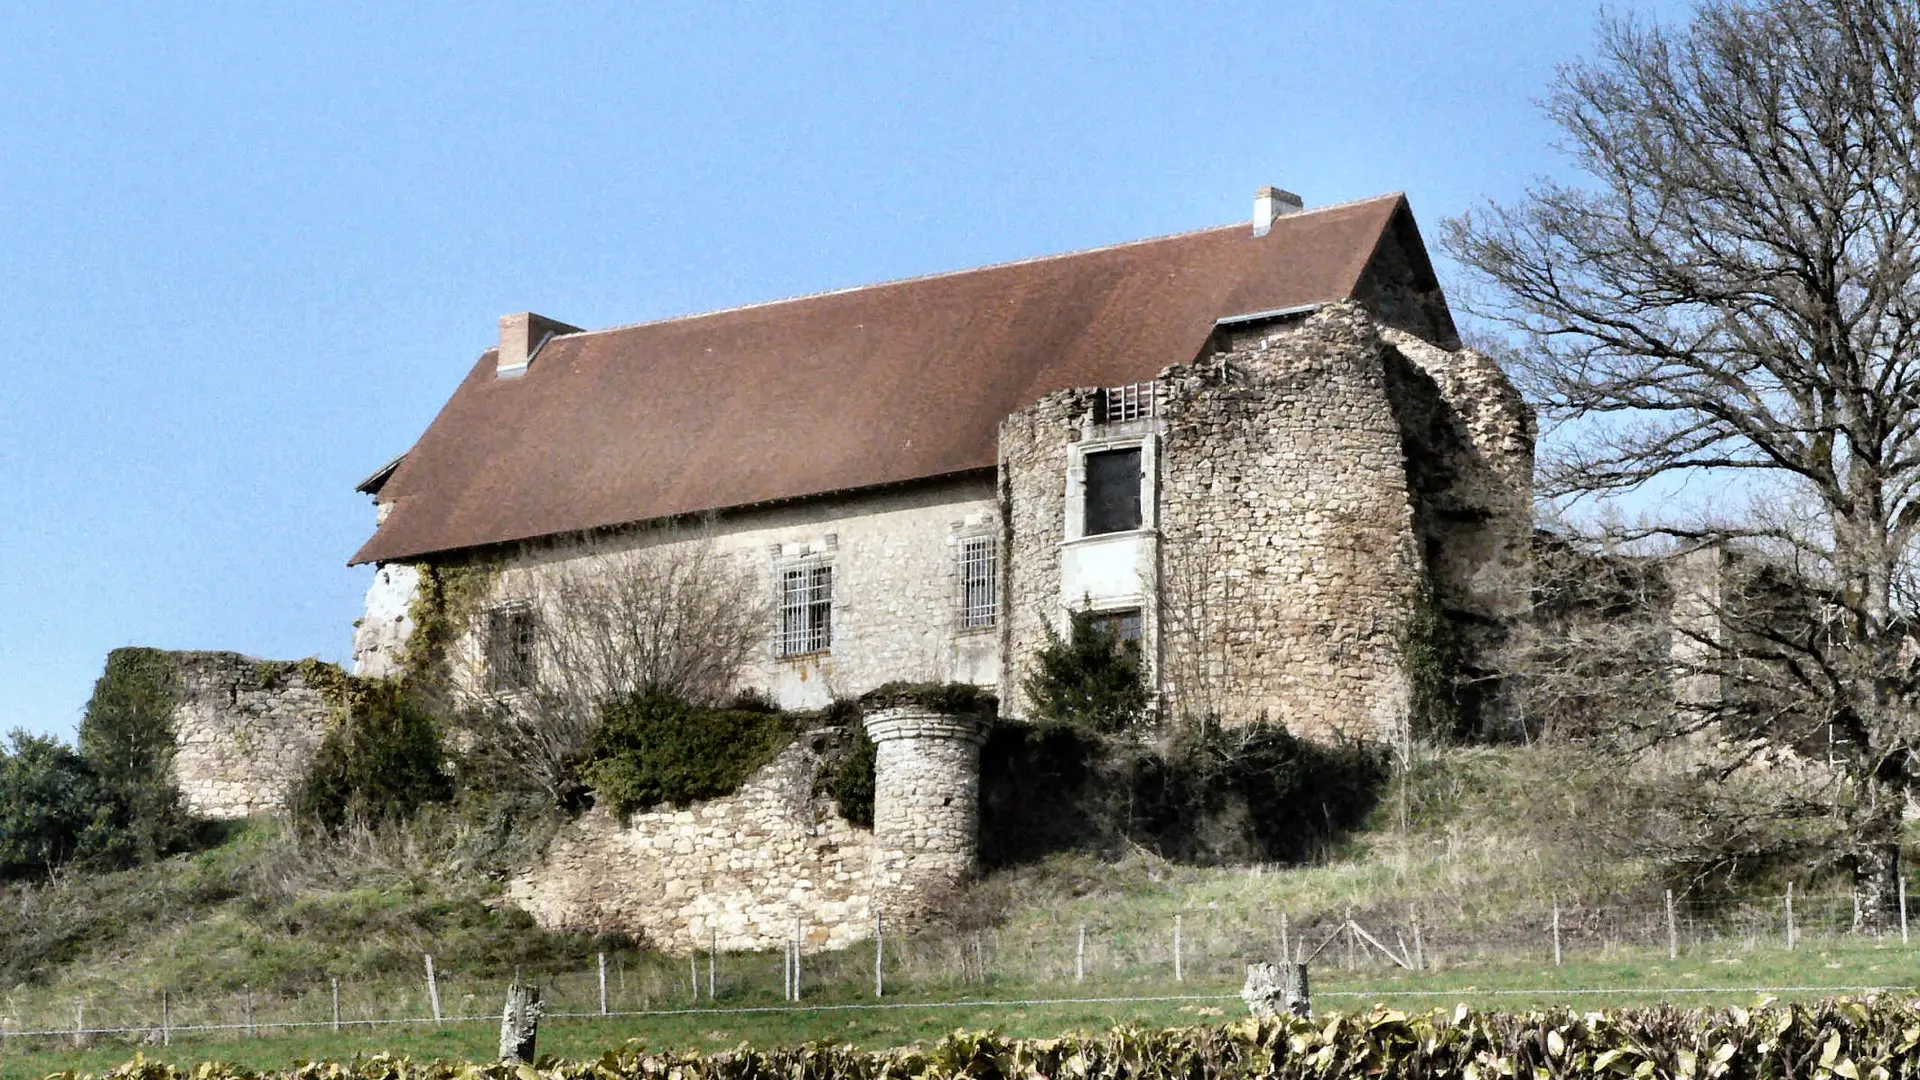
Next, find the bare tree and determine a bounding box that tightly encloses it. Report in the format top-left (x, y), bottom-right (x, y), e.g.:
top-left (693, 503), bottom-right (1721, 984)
top-left (1445, 0), bottom-right (1920, 924)
top-left (458, 528), bottom-right (768, 805)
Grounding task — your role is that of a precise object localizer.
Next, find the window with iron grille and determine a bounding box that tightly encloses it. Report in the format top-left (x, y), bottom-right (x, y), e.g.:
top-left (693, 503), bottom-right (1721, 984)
top-left (777, 564), bottom-right (833, 657)
top-left (485, 605), bottom-right (537, 693)
top-left (1100, 382), bottom-right (1156, 423)
top-left (959, 535), bottom-right (998, 629)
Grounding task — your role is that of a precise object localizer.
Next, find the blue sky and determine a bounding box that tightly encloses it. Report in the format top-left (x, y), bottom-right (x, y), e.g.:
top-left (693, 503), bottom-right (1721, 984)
top-left (0, 1), bottom-right (1685, 737)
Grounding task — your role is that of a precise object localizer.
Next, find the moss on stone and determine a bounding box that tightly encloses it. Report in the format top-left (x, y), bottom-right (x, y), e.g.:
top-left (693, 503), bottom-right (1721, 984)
top-left (857, 681), bottom-right (995, 716)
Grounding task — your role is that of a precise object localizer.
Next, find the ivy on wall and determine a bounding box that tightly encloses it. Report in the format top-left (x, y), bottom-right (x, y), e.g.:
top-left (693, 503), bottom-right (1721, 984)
top-left (396, 561), bottom-right (500, 689)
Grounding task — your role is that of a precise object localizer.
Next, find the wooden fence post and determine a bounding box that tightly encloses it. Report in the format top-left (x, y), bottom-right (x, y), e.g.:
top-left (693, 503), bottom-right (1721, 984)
top-left (598, 953), bottom-right (608, 1015)
top-left (710, 930), bottom-right (718, 1001)
top-left (161, 991), bottom-right (171, 1047)
top-left (1077, 924), bottom-right (1086, 984)
top-left (1552, 897), bottom-right (1562, 967)
top-left (1902, 877), bottom-right (1910, 946)
top-left (874, 912), bottom-right (884, 998)
top-left (1665, 890), bottom-right (1677, 961)
top-left (331, 978), bottom-right (341, 1033)
top-left (794, 918), bottom-right (803, 1001)
top-left (245, 985), bottom-right (255, 1039)
top-left (1787, 883), bottom-right (1797, 951)
top-left (1174, 915), bottom-right (1184, 983)
top-left (1411, 909), bottom-right (1424, 971)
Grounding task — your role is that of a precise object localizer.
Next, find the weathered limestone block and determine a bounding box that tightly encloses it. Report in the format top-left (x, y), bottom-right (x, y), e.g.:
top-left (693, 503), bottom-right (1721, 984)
top-left (864, 706), bottom-right (990, 920)
top-left (352, 563), bottom-right (419, 678)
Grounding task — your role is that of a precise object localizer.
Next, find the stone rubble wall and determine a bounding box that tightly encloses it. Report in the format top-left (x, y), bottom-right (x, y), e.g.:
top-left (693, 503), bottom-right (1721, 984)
top-left (509, 732), bottom-right (881, 954)
top-left (1379, 327), bottom-right (1535, 627)
top-left (167, 651), bottom-right (335, 819)
top-left (999, 302), bottom-right (1532, 740)
top-left (1153, 304), bottom-right (1428, 737)
top-left (509, 708), bottom-right (992, 954)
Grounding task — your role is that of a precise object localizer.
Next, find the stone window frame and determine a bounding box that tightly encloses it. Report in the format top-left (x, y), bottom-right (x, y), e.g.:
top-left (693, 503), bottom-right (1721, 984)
top-left (773, 551), bottom-right (835, 660)
top-left (1064, 431), bottom-right (1159, 543)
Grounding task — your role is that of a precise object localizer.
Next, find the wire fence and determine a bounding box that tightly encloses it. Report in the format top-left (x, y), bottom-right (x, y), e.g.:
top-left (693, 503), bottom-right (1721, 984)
top-left (4, 889), bottom-right (1914, 1051)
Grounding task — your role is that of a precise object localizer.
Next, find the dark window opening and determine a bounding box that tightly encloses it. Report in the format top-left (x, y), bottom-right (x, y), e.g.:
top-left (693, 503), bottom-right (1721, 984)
top-left (1091, 609), bottom-right (1144, 651)
top-left (1084, 448), bottom-right (1143, 535)
top-left (486, 606), bottom-right (537, 693)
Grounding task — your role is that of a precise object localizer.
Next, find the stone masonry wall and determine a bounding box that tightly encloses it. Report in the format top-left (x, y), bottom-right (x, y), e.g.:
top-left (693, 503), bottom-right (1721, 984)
top-left (509, 731), bottom-right (880, 954)
top-left (419, 477), bottom-right (1001, 712)
top-left (1153, 304), bottom-right (1428, 737)
top-left (999, 302), bottom-right (1531, 740)
top-left (168, 652), bottom-right (335, 819)
top-left (864, 708), bottom-right (989, 922)
top-left (509, 708), bottom-right (992, 954)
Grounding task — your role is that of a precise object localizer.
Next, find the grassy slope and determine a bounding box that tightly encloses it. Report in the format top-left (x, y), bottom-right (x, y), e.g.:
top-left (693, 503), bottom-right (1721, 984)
top-left (0, 745), bottom-right (1909, 1078)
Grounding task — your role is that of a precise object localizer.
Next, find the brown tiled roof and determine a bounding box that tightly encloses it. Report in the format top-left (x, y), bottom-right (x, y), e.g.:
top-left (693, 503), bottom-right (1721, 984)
top-left (352, 193), bottom-right (1415, 565)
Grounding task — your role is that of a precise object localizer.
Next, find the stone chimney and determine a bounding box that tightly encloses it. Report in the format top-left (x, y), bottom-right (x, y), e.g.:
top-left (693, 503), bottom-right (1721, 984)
top-left (1253, 186), bottom-right (1305, 237)
top-left (497, 312), bottom-right (583, 378)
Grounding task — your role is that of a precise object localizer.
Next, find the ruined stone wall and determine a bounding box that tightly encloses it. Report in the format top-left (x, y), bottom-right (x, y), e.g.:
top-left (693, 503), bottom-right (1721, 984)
top-left (1153, 305), bottom-right (1429, 737)
top-left (509, 731), bottom-right (879, 953)
top-left (1380, 328), bottom-right (1534, 624)
top-left (511, 707), bottom-right (988, 953)
top-left (168, 652), bottom-right (334, 819)
top-left (999, 303), bottom-right (1531, 739)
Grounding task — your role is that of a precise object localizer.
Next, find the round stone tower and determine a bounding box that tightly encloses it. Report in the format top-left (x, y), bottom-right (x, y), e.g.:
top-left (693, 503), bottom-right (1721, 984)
top-left (862, 704), bottom-right (991, 917)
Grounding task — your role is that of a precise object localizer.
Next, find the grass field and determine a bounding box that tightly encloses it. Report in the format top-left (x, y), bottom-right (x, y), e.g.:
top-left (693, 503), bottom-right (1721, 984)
top-left (4, 932), bottom-right (1917, 1080)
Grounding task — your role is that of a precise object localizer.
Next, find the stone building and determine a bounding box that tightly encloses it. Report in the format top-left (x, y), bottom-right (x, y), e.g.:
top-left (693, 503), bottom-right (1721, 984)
top-left (345, 187), bottom-right (1534, 950)
top-left (350, 187), bottom-right (1534, 738)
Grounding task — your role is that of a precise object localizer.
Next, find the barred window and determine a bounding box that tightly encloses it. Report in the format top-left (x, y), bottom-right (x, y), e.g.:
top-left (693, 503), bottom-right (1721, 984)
top-left (777, 564), bottom-right (833, 657)
top-left (485, 605), bottom-right (536, 693)
top-left (1099, 382), bottom-right (1157, 423)
top-left (959, 535), bottom-right (998, 629)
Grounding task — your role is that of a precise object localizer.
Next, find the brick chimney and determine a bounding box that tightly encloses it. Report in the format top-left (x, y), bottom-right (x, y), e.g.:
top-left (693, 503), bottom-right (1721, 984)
top-left (497, 312), bottom-right (583, 378)
top-left (1253, 186), bottom-right (1304, 237)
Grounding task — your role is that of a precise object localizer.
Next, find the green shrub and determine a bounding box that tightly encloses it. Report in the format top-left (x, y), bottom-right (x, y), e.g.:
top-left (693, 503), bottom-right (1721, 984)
top-left (77, 647), bottom-right (196, 864)
top-left (1021, 609), bottom-right (1151, 732)
top-left (980, 719), bottom-right (1388, 866)
top-left (0, 733), bottom-right (110, 879)
top-left (822, 716), bottom-right (877, 827)
top-left (289, 681), bottom-right (454, 834)
top-left (583, 692), bottom-right (797, 817)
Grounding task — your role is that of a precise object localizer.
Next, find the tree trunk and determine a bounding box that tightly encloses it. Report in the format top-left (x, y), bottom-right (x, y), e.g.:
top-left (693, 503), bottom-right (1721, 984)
top-left (1852, 841), bottom-right (1901, 933)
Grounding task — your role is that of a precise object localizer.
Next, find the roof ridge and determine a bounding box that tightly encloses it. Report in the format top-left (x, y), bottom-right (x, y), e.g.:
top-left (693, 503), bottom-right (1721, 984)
top-left (555, 193), bottom-right (1405, 342)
